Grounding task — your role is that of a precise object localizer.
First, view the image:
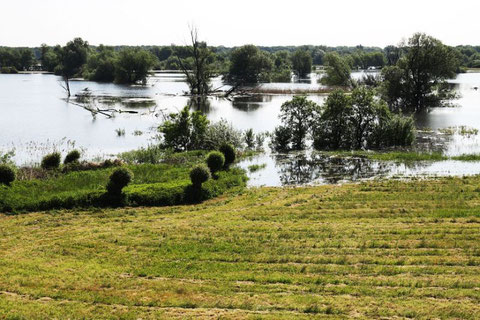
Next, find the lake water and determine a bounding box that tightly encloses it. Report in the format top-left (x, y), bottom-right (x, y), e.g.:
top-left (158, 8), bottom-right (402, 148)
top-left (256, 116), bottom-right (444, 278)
top-left (1, 71), bottom-right (480, 185)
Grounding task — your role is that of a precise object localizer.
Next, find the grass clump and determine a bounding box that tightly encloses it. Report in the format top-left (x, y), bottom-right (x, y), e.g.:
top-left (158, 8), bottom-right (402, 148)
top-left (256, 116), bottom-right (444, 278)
top-left (219, 143), bottom-right (236, 167)
top-left (64, 150), bottom-right (81, 164)
top-left (106, 167), bottom-right (133, 195)
top-left (41, 152), bottom-right (61, 170)
top-left (190, 165), bottom-right (210, 188)
top-left (248, 163), bottom-right (267, 172)
top-left (0, 165), bottom-right (16, 186)
top-left (206, 151), bottom-right (225, 174)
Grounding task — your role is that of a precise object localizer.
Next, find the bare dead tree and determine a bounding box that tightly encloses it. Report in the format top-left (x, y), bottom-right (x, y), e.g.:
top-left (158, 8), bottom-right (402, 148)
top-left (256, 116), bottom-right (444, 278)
top-left (176, 26), bottom-right (213, 96)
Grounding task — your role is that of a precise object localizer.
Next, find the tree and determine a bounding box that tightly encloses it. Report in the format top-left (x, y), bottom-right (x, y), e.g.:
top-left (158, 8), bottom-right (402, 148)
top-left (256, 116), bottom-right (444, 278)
top-left (158, 106), bottom-right (209, 151)
top-left (312, 88), bottom-right (415, 150)
top-left (278, 96), bottom-right (320, 150)
top-left (291, 49), bottom-right (312, 77)
top-left (84, 45), bottom-right (116, 82)
top-left (381, 33), bottom-right (459, 113)
top-left (384, 45), bottom-right (401, 66)
top-left (176, 27), bottom-right (214, 96)
top-left (58, 38), bottom-right (89, 97)
top-left (379, 65), bottom-right (404, 112)
top-left (398, 33), bottom-right (459, 112)
top-left (321, 52), bottom-right (351, 86)
top-left (226, 45), bottom-right (273, 86)
top-left (114, 48), bottom-right (157, 84)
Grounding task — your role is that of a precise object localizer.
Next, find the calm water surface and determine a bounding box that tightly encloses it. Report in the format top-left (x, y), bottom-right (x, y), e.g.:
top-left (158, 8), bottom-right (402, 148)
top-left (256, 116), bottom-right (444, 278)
top-left (1, 71), bottom-right (480, 185)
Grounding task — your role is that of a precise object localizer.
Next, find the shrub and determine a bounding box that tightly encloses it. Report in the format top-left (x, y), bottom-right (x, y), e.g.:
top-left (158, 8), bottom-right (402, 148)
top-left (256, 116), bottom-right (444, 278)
top-left (106, 167), bottom-right (133, 194)
top-left (219, 144), bottom-right (236, 167)
top-left (0, 165), bottom-right (16, 186)
top-left (244, 128), bottom-right (255, 149)
top-left (64, 150), bottom-right (81, 164)
top-left (270, 126), bottom-right (292, 151)
top-left (190, 165), bottom-right (211, 188)
top-left (41, 152), bottom-right (61, 170)
top-left (203, 119), bottom-right (243, 150)
top-left (206, 151), bottom-right (225, 174)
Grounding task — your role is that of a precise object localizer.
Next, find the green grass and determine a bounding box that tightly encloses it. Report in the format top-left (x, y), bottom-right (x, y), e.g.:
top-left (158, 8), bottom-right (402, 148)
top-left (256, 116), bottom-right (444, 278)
top-left (248, 163), bottom-right (267, 172)
top-left (1, 176), bottom-right (480, 318)
top-left (0, 152), bottom-right (247, 213)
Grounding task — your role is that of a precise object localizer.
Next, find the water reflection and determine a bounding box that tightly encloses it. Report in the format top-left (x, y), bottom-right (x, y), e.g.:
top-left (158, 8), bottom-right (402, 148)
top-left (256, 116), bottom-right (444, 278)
top-left (239, 151), bottom-right (480, 187)
top-left (232, 95), bottom-right (273, 112)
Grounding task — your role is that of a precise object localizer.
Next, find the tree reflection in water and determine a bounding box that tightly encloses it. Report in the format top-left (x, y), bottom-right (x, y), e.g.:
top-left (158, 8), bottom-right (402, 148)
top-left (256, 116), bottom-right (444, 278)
top-left (273, 151), bottom-right (430, 185)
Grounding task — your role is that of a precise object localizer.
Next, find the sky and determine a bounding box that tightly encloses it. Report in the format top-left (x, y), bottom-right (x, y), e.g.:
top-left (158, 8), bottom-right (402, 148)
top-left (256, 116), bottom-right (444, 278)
top-left (1, 0), bottom-right (479, 48)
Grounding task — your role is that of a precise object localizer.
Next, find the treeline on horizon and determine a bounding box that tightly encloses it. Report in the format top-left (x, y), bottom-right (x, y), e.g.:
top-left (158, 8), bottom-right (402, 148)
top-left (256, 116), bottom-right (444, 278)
top-left (1, 41), bottom-right (480, 77)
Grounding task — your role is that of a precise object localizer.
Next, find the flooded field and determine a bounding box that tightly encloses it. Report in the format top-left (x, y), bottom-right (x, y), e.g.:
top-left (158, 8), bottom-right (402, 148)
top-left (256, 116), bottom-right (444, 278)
top-left (1, 71), bottom-right (480, 185)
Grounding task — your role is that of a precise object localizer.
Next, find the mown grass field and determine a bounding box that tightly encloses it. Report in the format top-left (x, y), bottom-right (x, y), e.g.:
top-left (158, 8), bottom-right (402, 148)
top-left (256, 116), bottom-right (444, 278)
top-left (1, 176), bottom-right (480, 319)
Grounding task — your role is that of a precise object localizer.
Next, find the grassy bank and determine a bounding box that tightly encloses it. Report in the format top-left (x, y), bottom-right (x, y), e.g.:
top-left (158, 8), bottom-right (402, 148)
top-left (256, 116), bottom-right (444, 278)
top-left (1, 176), bottom-right (480, 318)
top-left (0, 151), bottom-right (247, 213)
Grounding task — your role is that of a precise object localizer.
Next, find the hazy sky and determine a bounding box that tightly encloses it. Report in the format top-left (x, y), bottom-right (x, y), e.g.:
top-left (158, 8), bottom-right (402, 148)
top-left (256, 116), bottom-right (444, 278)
top-left (1, 0), bottom-right (479, 47)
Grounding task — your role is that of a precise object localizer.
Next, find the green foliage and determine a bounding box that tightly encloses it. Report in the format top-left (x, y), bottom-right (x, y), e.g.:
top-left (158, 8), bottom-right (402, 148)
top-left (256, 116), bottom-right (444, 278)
top-left (41, 152), bottom-right (61, 170)
top-left (0, 66), bottom-right (18, 74)
top-left (0, 161), bottom-right (246, 213)
top-left (114, 48), bottom-right (157, 84)
top-left (0, 150), bottom-right (15, 165)
top-left (206, 151), bottom-right (225, 174)
top-left (321, 52), bottom-right (351, 86)
top-left (291, 49), bottom-right (312, 77)
top-left (270, 125), bottom-right (292, 152)
top-left (83, 45), bottom-right (116, 82)
top-left (203, 119), bottom-right (243, 150)
top-left (189, 165), bottom-right (211, 187)
top-left (276, 96), bottom-right (320, 150)
top-left (107, 167), bottom-right (133, 195)
top-left (381, 33), bottom-right (460, 113)
top-left (0, 47), bottom-right (35, 71)
top-left (244, 129), bottom-right (255, 149)
top-left (159, 106), bottom-right (209, 151)
top-left (58, 38), bottom-right (89, 78)
top-left (313, 88), bottom-right (416, 150)
top-left (0, 165), bottom-right (16, 186)
top-left (227, 45), bottom-right (273, 84)
top-left (313, 90), bottom-right (352, 150)
top-left (219, 143), bottom-right (236, 167)
top-left (371, 114), bottom-right (416, 148)
top-left (64, 150), bottom-right (81, 164)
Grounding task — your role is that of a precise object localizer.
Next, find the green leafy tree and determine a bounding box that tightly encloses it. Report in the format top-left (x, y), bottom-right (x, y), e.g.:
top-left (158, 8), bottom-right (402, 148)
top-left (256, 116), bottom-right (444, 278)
top-left (396, 33), bottom-right (459, 112)
top-left (321, 52), bottom-right (351, 86)
top-left (278, 96), bottom-right (320, 150)
top-left (58, 38), bottom-right (90, 96)
top-left (291, 49), bottom-right (312, 77)
top-left (158, 106), bottom-right (209, 151)
top-left (114, 48), bottom-right (157, 84)
top-left (312, 88), bottom-right (415, 150)
top-left (226, 45), bottom-right (273, 86)
top-left (84, 45), bottom-right (116, 82)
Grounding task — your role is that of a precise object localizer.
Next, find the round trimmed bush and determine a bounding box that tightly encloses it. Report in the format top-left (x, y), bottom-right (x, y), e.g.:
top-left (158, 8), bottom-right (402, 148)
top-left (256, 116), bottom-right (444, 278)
top-left (206, 151), bottom-right (225, 174)
top-left (106, 167), bottom-right (133, 194)
top-left (0, 165), bottom-right (16, 186)
top-left (41, 152), bottom-right (61, 170)
top-left (64, 150), bottom-right (81, 164)
top-left (190, 165), bottom-right (211, 188)
top-left (219, 143), bottom-right (236, 167)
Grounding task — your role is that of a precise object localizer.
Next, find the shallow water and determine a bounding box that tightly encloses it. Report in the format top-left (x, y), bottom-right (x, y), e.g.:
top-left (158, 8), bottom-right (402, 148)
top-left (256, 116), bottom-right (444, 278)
top-left (239, 151), bottom-right (480, 187)
top-left (1, 71), bottom-right (480, 185)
